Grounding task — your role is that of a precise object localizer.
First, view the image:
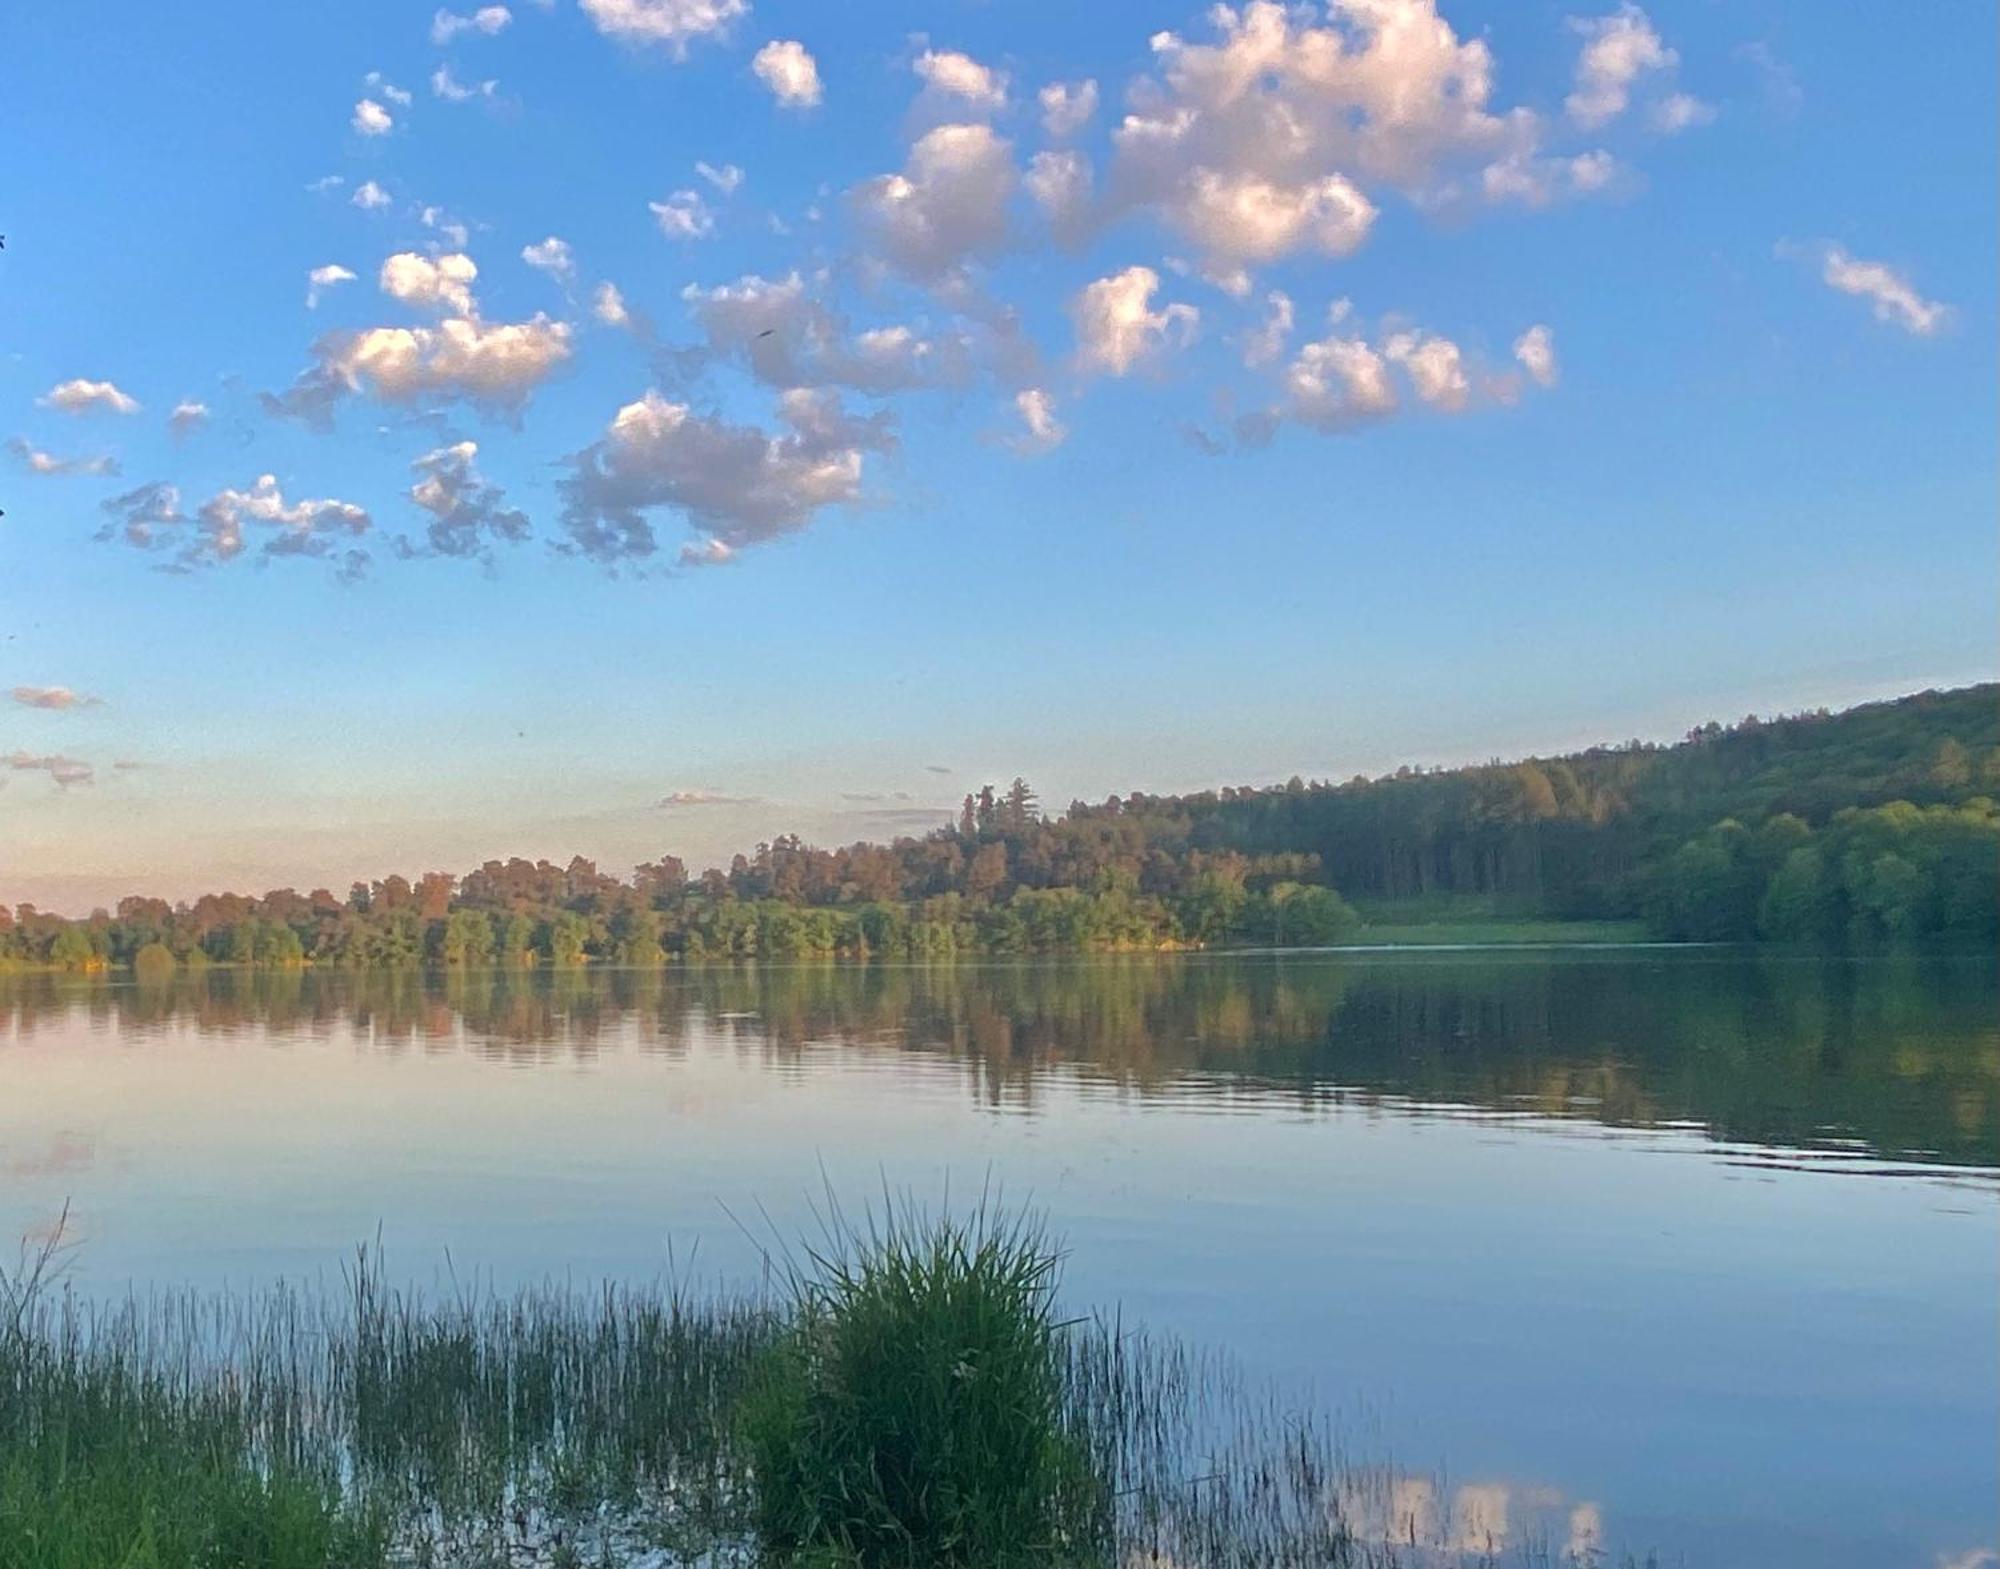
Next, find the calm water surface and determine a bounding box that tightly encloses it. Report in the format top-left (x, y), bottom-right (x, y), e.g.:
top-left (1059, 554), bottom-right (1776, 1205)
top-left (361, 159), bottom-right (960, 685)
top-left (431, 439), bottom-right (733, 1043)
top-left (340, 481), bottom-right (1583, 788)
top-left (3, 949), bottom-right (1995, 1568)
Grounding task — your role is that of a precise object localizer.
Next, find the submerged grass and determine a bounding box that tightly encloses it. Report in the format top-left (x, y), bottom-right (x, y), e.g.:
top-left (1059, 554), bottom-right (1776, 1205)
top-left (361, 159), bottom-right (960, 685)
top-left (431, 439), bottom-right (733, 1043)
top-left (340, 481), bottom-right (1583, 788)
top-left (0, 1212), bottom-right (1640, 1569)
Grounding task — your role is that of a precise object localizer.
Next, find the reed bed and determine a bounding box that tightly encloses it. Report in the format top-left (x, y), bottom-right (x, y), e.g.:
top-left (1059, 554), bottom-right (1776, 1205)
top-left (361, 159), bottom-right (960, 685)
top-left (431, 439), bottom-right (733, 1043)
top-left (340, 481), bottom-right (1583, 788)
top-left (0, 1217), bottom-right (1632, 1569)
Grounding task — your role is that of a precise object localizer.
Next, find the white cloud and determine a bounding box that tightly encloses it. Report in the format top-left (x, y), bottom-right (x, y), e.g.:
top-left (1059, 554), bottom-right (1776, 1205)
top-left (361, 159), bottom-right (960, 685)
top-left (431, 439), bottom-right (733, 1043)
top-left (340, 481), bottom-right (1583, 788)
top-left (593, 281), bottom-right (633, 327)
top-left (1025, 149), bottom-right (1092, 243)
top-left (914, 49), bottom-right (1007, 112)
top-left (658, 789), bottom-right (759, 806)
top-left (1566, 5), bottom-right (1674, 128)
top-left (265, 314), bottom-right (573, 424)
top-left (853, 122), bottom-right (1015, 282)
top-left (651, 190), bottom-right (714, 239)
top-left (168, 400), bottom-right (211, 437)
top-left (559, 386), bottom-right (892, 566)
top-left (1384, 328), bottom-right (1470, 410)
top-left (752, 39), bottom-right (822, 108)
top-left (6, 438), bottom-right (119, 478)
top-left (380, 251), bottom-right (480, 314)
top-left (352, 180), bottom-right (393, 211)
top-left (352, 98), bottom-right (395, 136)
top-left (1277, 331), bottom-right (1398, 432)
top-left (1819, 246), bottom-right (1949, 336)
top-left (365, 72), bottom-right (413, 106)
top-left (1242, 289), bottom-right (1294, 366)
top-left (695, 160), bottom-right (744, 194)
top-left (1009, 388), bottom-right (1065, 454)
top-left (306, 263), bottom-right (358, 308)
top-left (682, 271), bottom-right (966, 394)
top-left (521, 236), bottom-right (575, 281)
top-left (432, 64), bottom-right (499, 103)
top-left (40, 378), bottom-right (140, 416)
top-left (1070, 265), bottom-right (1198, 377)
top-left (406, 440), bottom-right (530, 558)
top-left (1039, 79), bottom-right (1098, 137)
top-left (195, 474), bottom-right (371, 568)
top-left (579, 0), bottom-right (744, 55)
top-left (10, 685), bottom-right (102, 710)
top-left (1651, 91), bottom-right (1714, 133)
top-left (430, 5), bottom-right (511, 45)
top-left (1513, 323), bottom-right (1557, 387)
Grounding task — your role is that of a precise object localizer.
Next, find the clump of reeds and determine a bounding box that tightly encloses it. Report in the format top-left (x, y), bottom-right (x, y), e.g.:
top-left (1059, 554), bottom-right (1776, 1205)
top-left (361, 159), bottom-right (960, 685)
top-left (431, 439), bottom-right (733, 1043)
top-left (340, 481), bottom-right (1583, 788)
top-left (742, 1199), bottom-right (1102, 1567)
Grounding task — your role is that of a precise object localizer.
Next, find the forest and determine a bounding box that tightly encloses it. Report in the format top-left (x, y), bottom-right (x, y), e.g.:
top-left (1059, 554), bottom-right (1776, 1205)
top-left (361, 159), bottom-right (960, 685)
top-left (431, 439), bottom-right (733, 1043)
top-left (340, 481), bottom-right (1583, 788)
top-left (2, 684), bottom-right (1993, 969)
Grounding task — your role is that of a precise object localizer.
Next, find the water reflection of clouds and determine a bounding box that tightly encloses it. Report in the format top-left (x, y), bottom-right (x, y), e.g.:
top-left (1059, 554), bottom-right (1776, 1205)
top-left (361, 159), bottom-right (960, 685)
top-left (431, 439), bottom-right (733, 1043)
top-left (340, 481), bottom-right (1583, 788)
top-left (2, 1130), bottom-right (97, 1179)
top-left (1337, 1471), bottom-right (1605, 1564)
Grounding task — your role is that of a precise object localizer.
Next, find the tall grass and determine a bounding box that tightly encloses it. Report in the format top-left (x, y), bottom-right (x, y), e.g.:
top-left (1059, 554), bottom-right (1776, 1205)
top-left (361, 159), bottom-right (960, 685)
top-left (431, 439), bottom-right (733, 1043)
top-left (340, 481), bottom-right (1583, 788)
top-left (0, 1213), bottom-right (1639, 1568)
top-left (743, 1201), bottom-right (1101, 1567)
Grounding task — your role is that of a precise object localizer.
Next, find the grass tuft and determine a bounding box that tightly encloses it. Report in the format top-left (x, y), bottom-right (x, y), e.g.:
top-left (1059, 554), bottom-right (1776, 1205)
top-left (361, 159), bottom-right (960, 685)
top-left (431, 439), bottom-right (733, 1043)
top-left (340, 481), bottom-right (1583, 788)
top-left (743, 1200), bottom-right (1101, 1567)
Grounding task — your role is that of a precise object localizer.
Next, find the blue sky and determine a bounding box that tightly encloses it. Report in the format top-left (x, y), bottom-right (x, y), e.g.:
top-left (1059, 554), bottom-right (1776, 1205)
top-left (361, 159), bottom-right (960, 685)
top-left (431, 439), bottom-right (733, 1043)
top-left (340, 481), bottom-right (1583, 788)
top-left (2, 0), bottom-right (1993, 910)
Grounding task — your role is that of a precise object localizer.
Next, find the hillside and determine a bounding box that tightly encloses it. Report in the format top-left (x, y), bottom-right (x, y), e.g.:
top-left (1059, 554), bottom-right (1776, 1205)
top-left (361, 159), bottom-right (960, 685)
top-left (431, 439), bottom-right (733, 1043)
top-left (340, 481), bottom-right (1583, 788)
top-left (2, 685), bottom-right (1993, 966)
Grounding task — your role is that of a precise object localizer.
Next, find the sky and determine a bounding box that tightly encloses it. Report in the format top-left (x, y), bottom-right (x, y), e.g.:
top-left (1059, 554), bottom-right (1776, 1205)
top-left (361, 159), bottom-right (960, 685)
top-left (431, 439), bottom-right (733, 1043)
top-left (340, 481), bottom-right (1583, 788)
top-left (1, 0), bottom-right (1994, 913)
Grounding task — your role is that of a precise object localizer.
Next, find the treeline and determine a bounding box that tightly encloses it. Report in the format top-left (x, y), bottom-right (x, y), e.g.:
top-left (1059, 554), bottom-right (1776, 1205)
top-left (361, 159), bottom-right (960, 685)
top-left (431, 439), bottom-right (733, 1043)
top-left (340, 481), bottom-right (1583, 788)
top-left (1643, 799), bottom-right (1997, 944)
top-left (1076, 684), bottom-right (1998, 923)
top-left (1, 685), bottom-right (1992, 969)
top-left (0, 792), bottom-right (1360, 969)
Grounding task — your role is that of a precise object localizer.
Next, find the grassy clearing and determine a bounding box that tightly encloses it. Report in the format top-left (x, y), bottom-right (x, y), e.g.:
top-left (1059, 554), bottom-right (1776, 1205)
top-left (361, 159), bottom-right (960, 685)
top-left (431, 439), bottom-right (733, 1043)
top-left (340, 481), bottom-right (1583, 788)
top-left (1, 1213), bottom-right (1644, 1568)
top-left (1347, 896), bottom-right (1650, 947)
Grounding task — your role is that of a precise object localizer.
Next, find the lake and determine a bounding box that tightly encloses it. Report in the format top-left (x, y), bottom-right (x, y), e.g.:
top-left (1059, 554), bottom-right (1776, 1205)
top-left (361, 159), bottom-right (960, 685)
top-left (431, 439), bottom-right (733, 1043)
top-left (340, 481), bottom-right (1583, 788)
top-left (2, 949), bottom-right (1994, 1568)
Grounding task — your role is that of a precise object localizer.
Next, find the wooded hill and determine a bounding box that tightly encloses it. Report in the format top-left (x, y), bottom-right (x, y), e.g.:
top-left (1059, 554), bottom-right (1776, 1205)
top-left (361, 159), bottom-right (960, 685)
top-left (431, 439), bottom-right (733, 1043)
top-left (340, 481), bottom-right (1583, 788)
top-left (3, 684), bottom-right (1993, 966)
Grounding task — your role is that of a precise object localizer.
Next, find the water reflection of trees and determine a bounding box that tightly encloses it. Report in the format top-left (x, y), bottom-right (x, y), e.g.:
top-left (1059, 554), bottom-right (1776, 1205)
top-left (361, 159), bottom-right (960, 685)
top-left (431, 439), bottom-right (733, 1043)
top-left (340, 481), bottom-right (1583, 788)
top-left (2, 955), bottom-right (1992, 1168)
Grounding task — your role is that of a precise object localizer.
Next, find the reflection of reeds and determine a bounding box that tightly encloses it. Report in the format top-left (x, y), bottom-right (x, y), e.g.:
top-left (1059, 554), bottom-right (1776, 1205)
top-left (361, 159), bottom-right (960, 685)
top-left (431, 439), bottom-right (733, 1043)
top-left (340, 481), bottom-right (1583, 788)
top-left (0, 1227), bottom-right (1646, 1568)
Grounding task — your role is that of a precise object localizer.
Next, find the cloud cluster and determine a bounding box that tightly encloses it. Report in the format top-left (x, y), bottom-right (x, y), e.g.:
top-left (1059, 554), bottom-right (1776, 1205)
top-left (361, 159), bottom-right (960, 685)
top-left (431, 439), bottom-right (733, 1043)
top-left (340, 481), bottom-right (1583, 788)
top-left (1566, 5), bottom-right (1707, 131)
top-left (5, 752), bottom-right (95, 789)
top-left (682, 271), bottom-right (967, 394)
top-left (168, 400), bottom-right (211, 437)
top-left (7, 438), bottom-right (119, 477)
top-left (1819, 247), bottom-right (1949, 336)
top-left (559, 386), bottom-right (892, 567)
top-left (266, 255), bottom-right (575, 425)
top-left (1105, 1), bottom-right (1529, 289)
top-left (1247, 307), bottom-right (1554, 438)
top-left (99, 474), bottom-right (371, 574)
top-left (405, 440), bottom-right (531, 558)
